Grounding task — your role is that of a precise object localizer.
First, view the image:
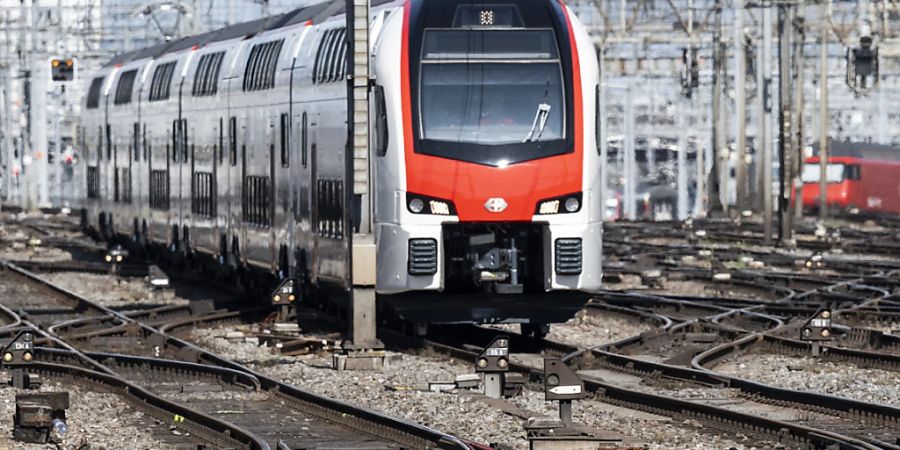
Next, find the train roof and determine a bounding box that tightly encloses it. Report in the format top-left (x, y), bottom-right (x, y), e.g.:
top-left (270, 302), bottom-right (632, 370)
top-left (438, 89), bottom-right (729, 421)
top-left (811, 139), bottom-right (900, 162)
top-left (99, 0), bottom-right (399, 68)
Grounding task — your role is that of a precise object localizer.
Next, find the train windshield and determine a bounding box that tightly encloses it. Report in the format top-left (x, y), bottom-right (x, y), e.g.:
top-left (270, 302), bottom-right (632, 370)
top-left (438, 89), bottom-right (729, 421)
top-left (417, 29), bottom-right (567, 165)
top-left (801, 163), bottom-right (846, 183)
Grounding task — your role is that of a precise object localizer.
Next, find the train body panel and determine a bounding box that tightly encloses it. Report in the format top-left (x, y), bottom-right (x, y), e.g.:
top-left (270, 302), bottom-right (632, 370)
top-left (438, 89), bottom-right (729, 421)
top-left (81, 0), bottom-right (602, 325)
top-left (802, 156), bottom-right (900, 214)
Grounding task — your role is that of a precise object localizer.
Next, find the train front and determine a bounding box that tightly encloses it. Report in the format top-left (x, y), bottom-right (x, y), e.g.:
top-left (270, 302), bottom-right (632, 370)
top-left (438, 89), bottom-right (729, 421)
top-left (373, 0), bottom-right (602, 326)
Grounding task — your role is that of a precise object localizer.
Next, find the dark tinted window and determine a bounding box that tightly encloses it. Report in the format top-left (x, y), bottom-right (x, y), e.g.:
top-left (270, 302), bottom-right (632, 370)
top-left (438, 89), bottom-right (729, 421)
top-left (423, 30), bottom-right (558, 60)
top-left (242, 39), bottom-right (284, 91)
top-left (312, 28), bottom-right (348, 84)
top-left (192, 51), bottom-right (225, 96)
top-left (114, 70), bottom-right (137, 105)
top-left (86, 77), bottom-right (105, 109)
top-left (149, 61), bottom-right (177, 102)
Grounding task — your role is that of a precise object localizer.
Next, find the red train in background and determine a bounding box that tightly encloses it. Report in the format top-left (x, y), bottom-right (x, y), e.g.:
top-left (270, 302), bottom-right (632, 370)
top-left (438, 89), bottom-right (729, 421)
top-left (801, 140), bottom-right (900, 214)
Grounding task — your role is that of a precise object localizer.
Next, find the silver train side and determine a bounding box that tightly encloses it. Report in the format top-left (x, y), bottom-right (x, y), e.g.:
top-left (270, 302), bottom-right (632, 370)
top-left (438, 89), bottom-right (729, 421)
top-left (77, 0), bottom-right (603, 327)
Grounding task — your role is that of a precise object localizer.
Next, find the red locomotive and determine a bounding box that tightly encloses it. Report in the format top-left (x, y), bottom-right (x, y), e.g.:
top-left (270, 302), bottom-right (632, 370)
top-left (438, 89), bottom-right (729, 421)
top-left (801, 141), bottom-right (900, 214)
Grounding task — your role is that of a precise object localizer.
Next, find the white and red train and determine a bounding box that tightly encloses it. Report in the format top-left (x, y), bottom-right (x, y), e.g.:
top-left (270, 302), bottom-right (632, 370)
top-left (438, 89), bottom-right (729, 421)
top-left (79, 0), bottom-right (602, 331)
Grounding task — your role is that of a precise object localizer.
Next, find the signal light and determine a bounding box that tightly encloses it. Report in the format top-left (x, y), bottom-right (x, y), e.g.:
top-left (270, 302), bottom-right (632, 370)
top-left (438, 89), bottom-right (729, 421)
top-left (50, 57), bottom-right (76, 83)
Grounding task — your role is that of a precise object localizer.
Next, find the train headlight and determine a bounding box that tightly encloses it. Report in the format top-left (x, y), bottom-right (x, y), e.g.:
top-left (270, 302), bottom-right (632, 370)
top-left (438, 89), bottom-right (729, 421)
top-left (538, 200), bottom-right (559, 215)
top-left (407, 194), bottom-right (456, 216)
top-left (2, 352), bottom-right (12, 362)
top-left (536, 193), bottom-right (582, 215)
top-left (429, 200), bottom-right (451, 216)
top-left (22, 352), bottom-right (32, 362)
top-left (409, 198), bottom-right (425, 214)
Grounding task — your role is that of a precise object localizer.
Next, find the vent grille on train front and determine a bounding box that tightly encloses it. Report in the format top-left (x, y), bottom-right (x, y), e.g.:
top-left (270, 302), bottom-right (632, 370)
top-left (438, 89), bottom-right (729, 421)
top-left (555, 238), bottom-right (582, 275)
top-left (408, 239), bottom-right (438, 275)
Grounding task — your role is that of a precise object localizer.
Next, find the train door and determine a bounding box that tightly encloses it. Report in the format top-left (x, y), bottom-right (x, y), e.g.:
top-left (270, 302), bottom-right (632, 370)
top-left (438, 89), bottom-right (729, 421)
top-left (307, 113), bottom-right (320, 283)
top-left (268, 114), bottom-right (278, 264)
top-left (290, 111), bottom-right (311, 276)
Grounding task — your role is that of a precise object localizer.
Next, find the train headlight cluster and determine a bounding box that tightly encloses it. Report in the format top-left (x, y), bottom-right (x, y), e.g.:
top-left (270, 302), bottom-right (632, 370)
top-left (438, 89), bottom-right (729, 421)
top-left (407, 194), bottom-right (456, 216)
top-left (535, 193), bottom-right (582, 215)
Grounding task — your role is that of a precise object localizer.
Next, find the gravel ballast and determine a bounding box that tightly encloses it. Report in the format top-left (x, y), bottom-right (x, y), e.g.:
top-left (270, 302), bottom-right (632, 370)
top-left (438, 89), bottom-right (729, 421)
top-left (0, 379), bottom-right (175, 449)
top-left (715, 353), bottom-right (900, 406)
top-left (42, 272), bottom-right (191, 308)
top-left (191, 324), bottom-right (760, 449)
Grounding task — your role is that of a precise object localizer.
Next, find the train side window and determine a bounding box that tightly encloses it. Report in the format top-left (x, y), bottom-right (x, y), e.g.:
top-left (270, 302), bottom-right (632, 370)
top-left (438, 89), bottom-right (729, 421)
top-left (142, 124), bottom-right (148, 161)
top-left (280, 113), bottom-right (289, 167)
top-left (106, 125), bottom-right (111, 160)
top-left (219, 118), bottom-right (224, 165)
top-left (133, 123), bottom-right (140, 161)
top-left (114, 70), bottom-right (137, 105)
top-left (181, 119), bottom-right (189, 161)
top-left (172, 120), bottom-right (179, 163)
top-left (338, 29), bottom-right (350, 80)
top-left (373, 85), bottom-right (388, 156)
top-left (312, 30), bottom-right (328, 84)
top-left (229, 117), bottom-right (237, 166)
top-left (846, 164), bottom-right (861, 180)
top-left (301, 112), bottom-right (308, 167)
top-left (327, 29), bottom-right (344, 83)
top-left (86, 77), bottom-right (104, 109)
top-left (318, 30), bottom-right (338, 84)
top-left (595, 85), bottom-right (601, 155)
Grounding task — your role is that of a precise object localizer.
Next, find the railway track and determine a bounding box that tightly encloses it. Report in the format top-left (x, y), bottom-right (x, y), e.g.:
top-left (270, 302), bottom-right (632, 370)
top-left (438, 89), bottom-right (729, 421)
top-left (0, 260), bottom-right (483, 450)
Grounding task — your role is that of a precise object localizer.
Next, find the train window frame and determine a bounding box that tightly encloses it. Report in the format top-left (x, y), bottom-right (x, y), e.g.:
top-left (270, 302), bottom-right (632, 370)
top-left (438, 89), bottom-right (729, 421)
top-left (149, 61), bottom-right (177, 102)
top-left (319, 30), bottom-right (339, 84)
top-left (219, 118), bottom-right (225, 165)
top-left (301, 112), bottom-right (308, 167)
top-left (86, 77), bottom-right (104, 109)
top-left (338, 29), bottom-right (349, 81)
top-left (181, 119), bottom-right (189, 162)
top-left (595, 84), bottom-right (601, 155)
top-left (133, 122), bottom-right (140, 161)
top-left (312, 29), bottom-right (329, 84)
top-left (172, 120), bottom-right (179, 163)
top-left (313, 30), bottom-right (330, 83)
top-left (229, 117), bottom-right (237, 166)
top-left (267, 41), bottom-right (283, 88)
top-left (114, 70), bottom-right (138, 105)
top-left (280, 112), bottom-right (290, 168)
top-left (373, 85), bottom-right (388, 157)
top-left (105, 125), bottom-right (111, 160)
top-left (325, 29), bottom-right (344, 83)
top-left (192, 52), bottom-right (225, 96)
top-left (243, 45), bottom-right (260, 91)
top-left (243, 39), bottom-right (284, 92)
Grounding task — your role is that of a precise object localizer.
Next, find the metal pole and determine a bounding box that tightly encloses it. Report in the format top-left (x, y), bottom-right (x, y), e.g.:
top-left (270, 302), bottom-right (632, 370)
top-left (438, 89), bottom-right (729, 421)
top-left (762, 5), bottom-right (774, 243)
top-left (677, 100), bottom-right (689, 220)
top-left (29, 0), bottom-right (50, 210)
top-left (624, 80), bottom-right (636, 220)
top-left (818, 22), bottom-right (829, 222)
top-left (777, 4), bottom-right (794, 244)
top-left (709, 0), bottom-right (725, 216)
top-left (734, 0), bottom-right (747, 214)
top-left (792, 0), bottom-right (805, 223)
top-left (598, 47), bottom-right (609, 221)
top-left (694, 87), bottom-right (705, 217)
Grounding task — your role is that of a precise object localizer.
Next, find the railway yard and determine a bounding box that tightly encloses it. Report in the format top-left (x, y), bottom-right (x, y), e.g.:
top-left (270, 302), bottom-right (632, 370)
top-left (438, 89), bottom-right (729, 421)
top-left (0, 211), bottom-right (893, 450)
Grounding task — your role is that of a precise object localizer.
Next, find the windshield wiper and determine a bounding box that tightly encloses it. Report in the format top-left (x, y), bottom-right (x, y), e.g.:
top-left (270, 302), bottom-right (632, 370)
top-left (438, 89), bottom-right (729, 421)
top-left (522, 103), bottom-right (551, 143)
top-left (523, 81), bottom-right (552, 143)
